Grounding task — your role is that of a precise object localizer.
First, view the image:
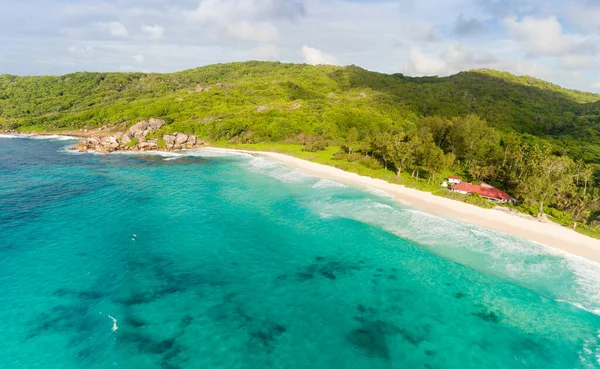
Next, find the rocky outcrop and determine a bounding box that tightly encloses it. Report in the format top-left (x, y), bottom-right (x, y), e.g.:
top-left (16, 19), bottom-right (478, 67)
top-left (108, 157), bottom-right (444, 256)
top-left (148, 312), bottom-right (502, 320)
top-left (72, 118), bottom-right (204, 153)
top-left (120, 118), bottom-right (165, 144)
top-left (215, 82), bottom-right (234, 89)
top-left (287, 102), bottom-right (302, 111)
top-left (162, 132), bottom-right (200, 150)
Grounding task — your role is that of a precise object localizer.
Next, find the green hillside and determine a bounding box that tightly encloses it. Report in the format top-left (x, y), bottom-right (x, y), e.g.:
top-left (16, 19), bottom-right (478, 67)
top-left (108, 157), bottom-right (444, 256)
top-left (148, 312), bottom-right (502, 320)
top-left (2, 61), bottom-right (600, 233)
top-left (1, 62), bottom-right (598, 150)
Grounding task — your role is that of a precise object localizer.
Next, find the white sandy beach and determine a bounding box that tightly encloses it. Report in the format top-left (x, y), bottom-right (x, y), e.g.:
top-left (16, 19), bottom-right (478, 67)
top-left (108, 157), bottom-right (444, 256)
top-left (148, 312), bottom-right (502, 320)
top-left (215, 147), bottom-right (600, 264)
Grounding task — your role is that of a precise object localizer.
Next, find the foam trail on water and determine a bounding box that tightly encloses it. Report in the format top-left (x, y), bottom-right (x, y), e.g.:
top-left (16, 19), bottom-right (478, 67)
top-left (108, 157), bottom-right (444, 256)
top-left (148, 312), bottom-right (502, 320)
top-left (108, 315), bottom-right (118, 332)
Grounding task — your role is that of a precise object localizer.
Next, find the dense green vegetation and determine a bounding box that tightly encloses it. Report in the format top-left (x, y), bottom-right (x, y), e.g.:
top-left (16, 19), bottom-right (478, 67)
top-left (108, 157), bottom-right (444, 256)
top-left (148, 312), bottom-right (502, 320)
top-left (2, 61), bottom-right (600, 235)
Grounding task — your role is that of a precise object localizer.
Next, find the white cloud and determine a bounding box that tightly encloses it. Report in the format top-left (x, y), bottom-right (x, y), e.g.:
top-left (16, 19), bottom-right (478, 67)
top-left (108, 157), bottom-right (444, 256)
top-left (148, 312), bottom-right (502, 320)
top-left (405, 47), bottom-right (450, 75)
top-left (67, 46), bottom-right (95, 54)
top-left (592, 82), bottom-right (600, 89)
top-left (504, 16), bottom-right (568, 56)
top-left (568, 1), bottom-right (600, 31)
top-left (190, 0), bottom-right (304, 23)
top-left (453, 14), bottom-right (486, 37)
top-left (561, 55), bottom-right (598, 69)
top-left (301, 45), bottom-right (337, 65)
top-left (189, 0), bottom-right (303, 42)
top-left (134, 54), bottom-right (145, 63)
top-left (503, 16), bottom-right (596, 57)
top-left (404, 44), bottom-right (497, 76)
top-left (141, 25), bottom-right (165, 39)
top-left (251, 44), bottom-right (279, 60)
top-left (442, 44), bottom-right (497, 67)
top-left (101, 21), bottom-right (128, 37)
top-left (402, 44), bottom-right (551, 80)
top-left (401, 20), bottom-right (440, 42)
top-left (226, 21), bottom-right (278, 43)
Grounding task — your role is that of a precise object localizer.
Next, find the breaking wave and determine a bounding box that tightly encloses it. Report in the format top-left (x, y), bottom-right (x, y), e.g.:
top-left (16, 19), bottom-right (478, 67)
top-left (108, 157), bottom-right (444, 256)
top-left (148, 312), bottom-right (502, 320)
top-left (305, 194), bottom-right (600, 316)
top-left (243, 157), bottom-right (315, 184)
top-left (311, 179), bottom-right (348, 189)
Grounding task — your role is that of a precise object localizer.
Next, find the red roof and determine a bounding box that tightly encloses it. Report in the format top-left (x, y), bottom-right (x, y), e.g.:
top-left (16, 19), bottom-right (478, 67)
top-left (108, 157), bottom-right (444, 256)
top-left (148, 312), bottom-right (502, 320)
top-left (451, 183), bottom-right (512, 201)
top-left (448, 176), bottom-right (462, 180)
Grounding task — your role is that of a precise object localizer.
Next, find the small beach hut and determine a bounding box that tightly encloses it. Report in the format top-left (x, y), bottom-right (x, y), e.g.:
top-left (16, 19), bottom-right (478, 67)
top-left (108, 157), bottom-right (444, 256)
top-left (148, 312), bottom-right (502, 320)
top-left (447, 176), bottom-right (462, 185)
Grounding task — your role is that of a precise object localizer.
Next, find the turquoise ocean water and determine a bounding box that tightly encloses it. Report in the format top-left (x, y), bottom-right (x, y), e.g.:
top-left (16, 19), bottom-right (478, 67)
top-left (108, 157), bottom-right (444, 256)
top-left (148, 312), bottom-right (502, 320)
top-left (1, 135), bottom-right (600, 368)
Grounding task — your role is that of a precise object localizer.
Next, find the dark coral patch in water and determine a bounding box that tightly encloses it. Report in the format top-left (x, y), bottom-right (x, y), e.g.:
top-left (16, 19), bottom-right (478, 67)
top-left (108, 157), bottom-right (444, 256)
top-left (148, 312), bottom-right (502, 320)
top-left (346, 320), bottom-right (400, 360)
top-left (249, 322), bottom-right (287, 351)
top-left (53, 288), bottom-right (106, 300)
top-left (472, 310), bottom-right (501, 323)
top-left (29, 304), bottom-right (91, 338)
top-left (124, 316), bottom-right (147, 328)
top-left (510, 336), bottom-right (552, 364)
top-left (296, 260), bottom-right (359, 281)
top-left (119, 331), bottom-right (178, 355)
top-left (398, 328), bottom-right (424, 345)
top-left (454, 292), bottom-right (466, 299)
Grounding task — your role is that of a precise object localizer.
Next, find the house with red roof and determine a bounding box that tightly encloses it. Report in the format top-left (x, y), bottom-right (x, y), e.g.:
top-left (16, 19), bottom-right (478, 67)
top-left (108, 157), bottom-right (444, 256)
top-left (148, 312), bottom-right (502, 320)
top-left (450, 182), bottom-right (514, 204)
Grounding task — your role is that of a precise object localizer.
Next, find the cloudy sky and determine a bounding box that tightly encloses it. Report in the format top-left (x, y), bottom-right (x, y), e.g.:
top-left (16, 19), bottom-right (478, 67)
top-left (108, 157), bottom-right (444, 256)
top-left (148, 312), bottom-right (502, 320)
top-left (1, 0), bottom-right (599, 92)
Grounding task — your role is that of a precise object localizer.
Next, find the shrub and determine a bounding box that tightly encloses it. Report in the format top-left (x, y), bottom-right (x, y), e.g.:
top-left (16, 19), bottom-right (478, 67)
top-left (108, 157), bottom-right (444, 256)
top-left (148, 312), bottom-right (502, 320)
top-left (299, 134), bottom-right (328, 152)
top-left (127, 137), bottom-right (139, 147)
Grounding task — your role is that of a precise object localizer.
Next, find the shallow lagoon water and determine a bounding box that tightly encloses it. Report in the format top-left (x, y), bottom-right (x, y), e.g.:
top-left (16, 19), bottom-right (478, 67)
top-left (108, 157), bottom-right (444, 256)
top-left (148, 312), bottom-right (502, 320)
top-left (1, 137), bottom-right (600, 368)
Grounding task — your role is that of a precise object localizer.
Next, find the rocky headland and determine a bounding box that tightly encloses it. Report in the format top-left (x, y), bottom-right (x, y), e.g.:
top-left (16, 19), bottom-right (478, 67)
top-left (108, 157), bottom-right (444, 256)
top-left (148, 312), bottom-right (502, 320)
top-left (72, 118), bottom-right (204, 153)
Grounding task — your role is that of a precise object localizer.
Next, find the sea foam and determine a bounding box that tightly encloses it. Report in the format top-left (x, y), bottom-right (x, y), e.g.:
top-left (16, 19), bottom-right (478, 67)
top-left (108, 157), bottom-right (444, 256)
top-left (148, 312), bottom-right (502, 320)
top-left (311, 179), bottom-right (348, 189)
top-left (28, 135), bottom-right (78, 141)
top-left (305, 194), bottom-right (600, 316)
top-left (244, 157), bottom-right (314, 184)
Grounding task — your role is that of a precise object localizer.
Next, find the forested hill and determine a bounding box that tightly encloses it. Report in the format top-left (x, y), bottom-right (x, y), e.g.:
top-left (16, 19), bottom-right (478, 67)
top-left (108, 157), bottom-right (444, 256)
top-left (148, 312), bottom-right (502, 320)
top-left (1, 61), bottom-right (599, 160)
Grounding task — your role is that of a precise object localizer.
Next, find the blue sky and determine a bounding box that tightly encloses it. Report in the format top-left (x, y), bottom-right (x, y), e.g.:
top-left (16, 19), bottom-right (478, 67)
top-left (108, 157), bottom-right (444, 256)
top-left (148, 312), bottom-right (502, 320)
top-left (1, 0), bottom-right (599, 92)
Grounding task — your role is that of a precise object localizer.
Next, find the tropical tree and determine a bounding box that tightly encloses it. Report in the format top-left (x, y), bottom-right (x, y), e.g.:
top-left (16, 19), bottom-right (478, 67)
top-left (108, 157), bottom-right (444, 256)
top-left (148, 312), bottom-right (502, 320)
top-left (346, 127), bottom-right (359, 154)
top-left (389, 133), bottom-right (414, 176)
top-left (518, 146), bottom-right (575, 218)
top-left (369, 132), bottom-right (393, 169)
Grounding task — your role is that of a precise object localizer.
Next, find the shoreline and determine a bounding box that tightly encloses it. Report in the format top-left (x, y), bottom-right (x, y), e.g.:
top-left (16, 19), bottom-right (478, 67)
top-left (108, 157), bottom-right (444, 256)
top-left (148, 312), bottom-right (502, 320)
top-left (209, 147), bottom-right (600, 264)
top-left (3, 133), bottom-right (600, 264)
